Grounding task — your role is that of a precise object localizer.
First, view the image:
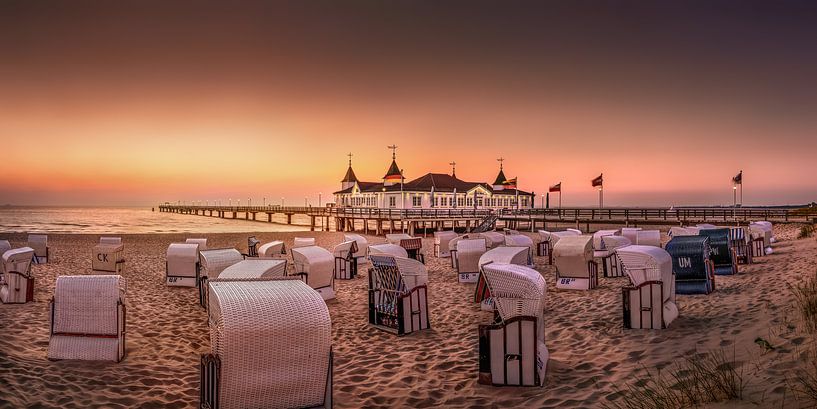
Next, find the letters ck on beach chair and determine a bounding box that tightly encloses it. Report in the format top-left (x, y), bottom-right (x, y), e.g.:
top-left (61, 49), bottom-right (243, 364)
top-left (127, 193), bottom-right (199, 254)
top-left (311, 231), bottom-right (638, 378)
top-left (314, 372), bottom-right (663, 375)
top-left (368, 255), bottom-right (430, 336)
top-left (552, 236), bottom-right (598, 290)
top-left (166, 243), bottom-right (201, 287)
top-left (201, 279), bottom-right (332, 409)
top-left (665, 235), bottom-right (715, 295)
top-left (616, 246), bottom-right (679, 329)
top-left (433, 231), bottom-right (458, 258)
top-left (476, 263), bottom-right (548, 387)
top-left (332, 240), bottom-right (359, 280)
top-left (698, 228), bottom-right (737, 275)
top-left (1, 247), bottom-right (35, 303)
top-left (28, 234), bottom-right (49, 263)
top-left (598, 235), bottom-right (631, 278)
top-left (291, 246), bottom-right (336, 301)
top-left (453, 238), bottom-right (488, 283)
top-left (199, 249), bottom-right (245, 307)
top-left (257, 241), bottom-right (287, 258)
top-left (92, 243), bottom-right (125, 273)
top-left (48, 275), bottom-right (126, 362)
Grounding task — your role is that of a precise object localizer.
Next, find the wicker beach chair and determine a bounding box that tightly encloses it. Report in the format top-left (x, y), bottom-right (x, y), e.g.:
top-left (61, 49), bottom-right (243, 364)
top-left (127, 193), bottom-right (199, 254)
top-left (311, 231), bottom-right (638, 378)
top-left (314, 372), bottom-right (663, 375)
top-left (453, 238), bottom-right (488, 283)
top-left (620, 228), bottom-right (642, 245)
top-left (200, 279), bottom-right (332, 409)
top-left (332, 240), bottom-right (359, 280)
top-left (246, 236), bottom-right (261, 258)
top-left (536, 230), bottom-right (580, 265)
top-left (599, 236), bottom-right (631, 278)
top-left (698, 228), bottom-right (737, 275)
top-left (635, 230), bottom-right (662, 247)
top-left (668, 226), bottom-right (700, 238)
top-left (199, 249), bottom-right (244, 307)
top-left (258, 241), bottom-right (287, 258)
top-left (385, 233), bottom-right (412, 245)
top-left (479, 246), bottom-right (532, 268)
top-left (92, 243), bottom-right (125, 273)
top-left (753, 221), bottom-right (776, 243)
top-left (616, 246), bottom-right (678, 329)
top-left (504, 234), bottom-right (534, 263)
top-left (665, 236), bottom-right (715, 294)
top-left (368, 255), bottom-right (430, 336)
top-left (166, 243), bottom-right (201, 287)
top-left (186, 238), bottom-right (208, 251)
top-left (729, 227), bottom-right (752, 265)
top-left (398, 238), bottom-right (425, 264)
top-left (475, 263), bottom-right (548, 387)
top-left (216, 259), bottom-right (288, 280)
top-left (0, 240), bottom-right (10, 256)
top-left (344, 233), bottom-right (369, 264)
top-left (294, 237), bottom-right (316, 248)
top-left (749, 222), bottom-right (773, 256)
top-left (433, 231), bottom-right (458, 258)
top-left (368, 243), bottom-right (409, 259)
top-left (553, 236), bottom-right (598, 290)
top-left (28, 234), bottom-right (49, 263)
top-left (48, 275), bottom-right (126, 362)
top-left (291, 246), bottom-right (335, 301)
top-left (1, 247), bottom-right (35, 303)
top-left (481, 231), bottom-right (505, 249)
top-left (99, 236), bottom-right (125, 262)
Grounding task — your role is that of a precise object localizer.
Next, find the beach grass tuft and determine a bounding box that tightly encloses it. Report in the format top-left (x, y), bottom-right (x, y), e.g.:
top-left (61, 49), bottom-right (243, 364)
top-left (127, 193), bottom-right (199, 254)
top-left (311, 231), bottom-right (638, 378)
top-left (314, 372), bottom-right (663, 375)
top-left (790, 270), bottom-right (817, 333)
top-left (602, 349), bottom-right (746, 409)
top-left (789, 346), bottom-right (817, 404)
top-left (798, 224), bottom-right (815, 239)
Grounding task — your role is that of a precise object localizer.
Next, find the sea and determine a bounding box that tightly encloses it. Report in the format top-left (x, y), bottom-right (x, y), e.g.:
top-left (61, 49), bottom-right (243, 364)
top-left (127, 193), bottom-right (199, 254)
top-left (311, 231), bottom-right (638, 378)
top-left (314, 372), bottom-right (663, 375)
top-left (0, 207), bottom-right (314, 234)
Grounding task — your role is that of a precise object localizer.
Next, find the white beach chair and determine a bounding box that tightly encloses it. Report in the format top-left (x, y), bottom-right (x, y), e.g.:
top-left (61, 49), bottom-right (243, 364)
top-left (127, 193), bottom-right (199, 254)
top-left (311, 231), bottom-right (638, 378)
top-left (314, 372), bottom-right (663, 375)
top-left (385, 233), bottom-right (413, 245)
top-left (696, 223), bottom-right (717, 230)
top-left (344, 233), bottom-right (369, 263)
top-left (92, 243), bottom-right (125, 273)
top-left (620, 228), bottom-right (642, 245)
top-left (201, 279), bottom-right (332, 409)
top-left (166, 243), bottom-right (200, 287)
top-left (291, 246), bottom-right (336, 301)
top-left (28, 234), bottom-right (49, 263)
top-left (198, 249), bottom-right (244, 307)
top-left (332, 240), bottom-right (359, 280)
top-left (186, 238), bottom-right (207, 251)
top-left (433, 231), bottom-right (459, 258)
top-left (537, 230), bottom-right (581, 265)
top-left (48, 275), bottom-right (126, 362)
top-left (481, 231), bottom-right (505, 249)
top-left (0, 240), bottom-right (10, 256)
top-left (216, 259), bottom-right (288, 280)
top-left (749, 222), bottom-right (774, 255)
top-left (668, 226), bottom-right (700, 238)
top-left (453, 238), bottom-right (488, 283)
top-left (398, 237), bottom-right (425, 264)
top-left (729, 227), bottom-right (752, 265)
top-left (368, 255), bottom-right (430, 336)
top-left (257, 240), bottom-right (287, 258)
top-left (294, 237), bottom-right (316, 248)
top-left (479, 246), bottom-right (531, 268)
top-left (600, 236), bottom-right (632, 278)
top-left (616, 246), bottom-right (679, 329)
top-left (753, 221), bottom-right (776, 243)
top-left (635, 230), bottom-right (662, 247)
top-left (504, 234), bottom-right (534, 263)
top-left (553, 236), bottom-right (598, 290)
top-left (368, 243), bottom-right (409, 259)
top-left (1, 247), bottom-right (35, 304)
top-left (475, 263), bottom-right (548, 387)
top-left (99, 237), bottom-right (125, 263)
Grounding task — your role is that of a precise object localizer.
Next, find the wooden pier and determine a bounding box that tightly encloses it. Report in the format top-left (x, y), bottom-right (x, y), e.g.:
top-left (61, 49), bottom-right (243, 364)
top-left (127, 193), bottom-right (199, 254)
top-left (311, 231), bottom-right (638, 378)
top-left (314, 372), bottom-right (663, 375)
top-left (158, 204), bottom-right (816, 235)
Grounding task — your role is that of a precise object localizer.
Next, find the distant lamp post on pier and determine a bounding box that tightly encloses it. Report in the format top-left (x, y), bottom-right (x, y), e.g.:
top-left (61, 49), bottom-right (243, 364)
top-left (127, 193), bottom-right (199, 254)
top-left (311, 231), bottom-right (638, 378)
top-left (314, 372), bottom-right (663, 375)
top-left (248, 198), bottom-right (251, 206)
top-left (263, 197), bottom-right (266, 207)
top-left (319, 192), bottom-right (322, 207)
top-left (281, 197), bottom-right (284, 207)
top-left (229, 198), bottom-right (231, 206)
top-left (305, 197), bottom-right (308, 207)
top-left (541, 194), bottom-right (545, 209)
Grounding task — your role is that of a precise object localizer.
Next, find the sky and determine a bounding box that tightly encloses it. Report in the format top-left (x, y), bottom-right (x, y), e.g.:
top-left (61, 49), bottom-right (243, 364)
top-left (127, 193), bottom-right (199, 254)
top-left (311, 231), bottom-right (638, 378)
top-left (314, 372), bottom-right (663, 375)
top-left (1, 1), bottom-right (815, 207)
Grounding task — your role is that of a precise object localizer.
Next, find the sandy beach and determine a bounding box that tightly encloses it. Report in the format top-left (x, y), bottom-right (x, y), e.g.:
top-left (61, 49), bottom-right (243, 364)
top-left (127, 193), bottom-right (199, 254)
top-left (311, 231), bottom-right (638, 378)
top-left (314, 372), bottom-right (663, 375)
top-left (0, 225), bottom-right (815, 408)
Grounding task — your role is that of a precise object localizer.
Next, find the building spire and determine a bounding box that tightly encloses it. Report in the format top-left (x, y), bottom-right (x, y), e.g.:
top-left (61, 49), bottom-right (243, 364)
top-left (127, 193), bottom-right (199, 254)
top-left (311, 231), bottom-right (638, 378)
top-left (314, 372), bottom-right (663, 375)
top-left (449, 161), bottom-right (456, 178)
top-left (347, 152), bottom-right (353, 167)
top-left (497, 157), bottom-right (504, 170)
top-left (388, 144), bottom-right (398, 160)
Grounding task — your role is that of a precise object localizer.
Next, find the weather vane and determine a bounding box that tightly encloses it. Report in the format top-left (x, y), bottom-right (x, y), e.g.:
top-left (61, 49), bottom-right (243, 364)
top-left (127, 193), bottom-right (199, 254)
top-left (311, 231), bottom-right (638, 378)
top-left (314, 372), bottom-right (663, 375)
top-left (497, 157), bottom-right (504, 170)
top-left (387, 145), bottom-right (398, 159)
top-left (449, 161), bottom-right (456, 176)
top-left (347, 152), bottom-right (353, 166)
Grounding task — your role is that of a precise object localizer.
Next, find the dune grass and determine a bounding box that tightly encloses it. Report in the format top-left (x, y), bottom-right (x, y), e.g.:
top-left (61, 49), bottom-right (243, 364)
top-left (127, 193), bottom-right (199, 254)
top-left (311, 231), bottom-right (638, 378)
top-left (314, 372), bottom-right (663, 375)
top-left (603, 349), bottom-right (745, 409)
top-left (790, 270), bottom-right (817, 333)
top-left (798, 224), bottom-right (815, 239)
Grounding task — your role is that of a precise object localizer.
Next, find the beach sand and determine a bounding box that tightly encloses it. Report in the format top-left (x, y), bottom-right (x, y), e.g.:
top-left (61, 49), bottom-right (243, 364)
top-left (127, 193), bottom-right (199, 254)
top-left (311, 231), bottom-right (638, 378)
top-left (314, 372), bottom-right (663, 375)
top-left (0, 225), bottom-right (815, 408)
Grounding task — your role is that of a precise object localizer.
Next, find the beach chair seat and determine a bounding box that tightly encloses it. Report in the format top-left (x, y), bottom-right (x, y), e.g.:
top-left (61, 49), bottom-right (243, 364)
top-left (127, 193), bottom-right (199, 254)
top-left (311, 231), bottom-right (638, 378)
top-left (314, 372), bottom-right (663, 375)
top-left (616, 246), bottom-right (678, 329)
top-left (635, 230), bottom-right (661, 247)
top-left (433, 231), bottom-right (458, 258)
top-left (332, 240), bottom-right (359, 280)
top-left (291, 246), bottom-right (335, 300)
top-left (476, 263), bottom-right (548, 387)
top-left (1, 247), bottom-right (35, 304)
top-left (245, 236), bottom-right (261, 258)
top-left (699, 228), bottom-right (737, 275)
top-left (28, 234), bottom-right (49, 263)
top-left (598, 235), bottom-right (631, 278)
top-left (48, 275), bottom-right (126, 362)
top-left (553, 236), bottom-right (598, 290)
top-left (665, 236), bottom-right (715, 294)
top-left (200, 279), bottom-right (332, 409)
top-left (257, 241), bottom-right (287, 258)
top-left (344, 233), bottom-right (369, 264)
top-left (479, 246), bottom-right (532, 268)
top-left (453, 238), bottom-right (488, 283)
top-left (198, 249), bottom-right (244, 307)
top-left (398, 237), bottom-right (425, 264)
top-left (368, 255), bottom-right (430, 336)
top-left (92, 243), bottom-right (125, 273)
top-left (186, 238), bottom-right (208, 251)
top-left (166, 243), bottom-right (200, 287)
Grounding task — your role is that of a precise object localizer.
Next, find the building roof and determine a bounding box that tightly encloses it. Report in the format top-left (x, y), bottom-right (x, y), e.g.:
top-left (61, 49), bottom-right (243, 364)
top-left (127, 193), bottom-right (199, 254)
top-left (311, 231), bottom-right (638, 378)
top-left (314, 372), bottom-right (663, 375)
top-left (383, 160), bottom-right (402, 179)
top-left (334, 173), bottom-right (533, 196)
top-left (493, 169), bottom-right (508, 186)
top-left (341, 166), bottom-right (358, 183)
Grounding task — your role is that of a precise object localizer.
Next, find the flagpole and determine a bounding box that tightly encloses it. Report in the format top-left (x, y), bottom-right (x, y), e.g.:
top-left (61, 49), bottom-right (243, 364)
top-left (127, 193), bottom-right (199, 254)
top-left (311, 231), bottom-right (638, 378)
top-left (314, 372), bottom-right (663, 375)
top-left (740, 170), bottom-right (743, 205)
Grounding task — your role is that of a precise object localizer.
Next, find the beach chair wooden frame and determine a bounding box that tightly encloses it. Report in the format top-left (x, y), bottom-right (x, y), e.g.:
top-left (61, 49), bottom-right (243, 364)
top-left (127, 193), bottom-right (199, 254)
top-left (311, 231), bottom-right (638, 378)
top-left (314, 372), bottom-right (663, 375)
top-left (399, 238), bottom-right (425, 264)
top-left (28, 234), bottom-right (49, 264)
top-left (333, 241), bottom-right (359, 280)
top-left (622, 280), bottom-right (668, 329)
top-left (478, 315), bottom-right (543, 386)
top-left (368, 255), bottom-right (430, 336)
top-left (729, 228), bottom-right (752, 265)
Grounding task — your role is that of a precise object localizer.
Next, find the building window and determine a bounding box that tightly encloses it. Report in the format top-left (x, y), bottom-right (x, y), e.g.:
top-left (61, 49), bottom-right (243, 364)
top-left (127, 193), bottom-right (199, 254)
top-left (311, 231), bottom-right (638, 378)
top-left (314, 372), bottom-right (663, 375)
top-left (389, 197), bottom-right (396, 207)
top-left (412, 196), bottom-right (421, 207)
top-left (458, 197), bottom-right (464, 207)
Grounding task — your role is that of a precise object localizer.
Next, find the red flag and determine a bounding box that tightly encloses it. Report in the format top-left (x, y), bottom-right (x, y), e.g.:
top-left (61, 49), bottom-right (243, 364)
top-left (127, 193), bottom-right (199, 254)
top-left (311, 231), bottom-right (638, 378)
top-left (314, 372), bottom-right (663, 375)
top-left (591, 174), bottom-right (603, 187)
top-left (503, 177), bottom-right (517, 189)
top-left (549, 182), bottom-right (561, 192)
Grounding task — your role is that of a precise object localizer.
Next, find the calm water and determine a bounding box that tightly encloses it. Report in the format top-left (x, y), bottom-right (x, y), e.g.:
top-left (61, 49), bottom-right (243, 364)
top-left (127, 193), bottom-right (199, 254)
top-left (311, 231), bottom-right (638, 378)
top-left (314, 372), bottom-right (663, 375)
top-left (0, 207), bottom-right (313, 234)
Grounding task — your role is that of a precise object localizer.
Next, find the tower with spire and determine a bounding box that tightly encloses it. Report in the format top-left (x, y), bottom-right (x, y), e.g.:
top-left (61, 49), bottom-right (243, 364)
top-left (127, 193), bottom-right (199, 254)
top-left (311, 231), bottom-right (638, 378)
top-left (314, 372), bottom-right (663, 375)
top-left (492, 158), bottom-right (507, 191)
top-left (382, 145), bottom-right (403, 187)
top-left (340, 152), bottom-right (358, 191)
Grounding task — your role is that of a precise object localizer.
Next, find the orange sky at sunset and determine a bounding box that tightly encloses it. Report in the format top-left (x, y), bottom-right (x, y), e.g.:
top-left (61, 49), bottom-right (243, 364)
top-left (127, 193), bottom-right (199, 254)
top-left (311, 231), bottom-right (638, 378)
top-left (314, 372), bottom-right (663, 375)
top-left (1, 2), bottom-right (815, 206)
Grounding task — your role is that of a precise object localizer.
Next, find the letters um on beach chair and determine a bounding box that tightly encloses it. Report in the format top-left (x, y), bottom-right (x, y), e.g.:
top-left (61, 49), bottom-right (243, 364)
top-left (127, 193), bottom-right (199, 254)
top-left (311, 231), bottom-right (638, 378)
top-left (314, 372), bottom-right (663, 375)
top-left (665, 235), bottom-right (715, 295)
top-left (368, 255), bottom-right (430, 336)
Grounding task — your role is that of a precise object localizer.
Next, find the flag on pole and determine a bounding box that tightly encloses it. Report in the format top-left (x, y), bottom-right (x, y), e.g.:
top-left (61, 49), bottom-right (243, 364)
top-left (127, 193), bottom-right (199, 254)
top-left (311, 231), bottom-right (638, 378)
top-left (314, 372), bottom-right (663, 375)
top-left (503, 177), bottom-right (517, 189)
top-left (732, 171), bottom-right (742, 185)
top-left (591, 174), bottom-right (603, 187)
top-left (549, 182), bottom-right (561, 192)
